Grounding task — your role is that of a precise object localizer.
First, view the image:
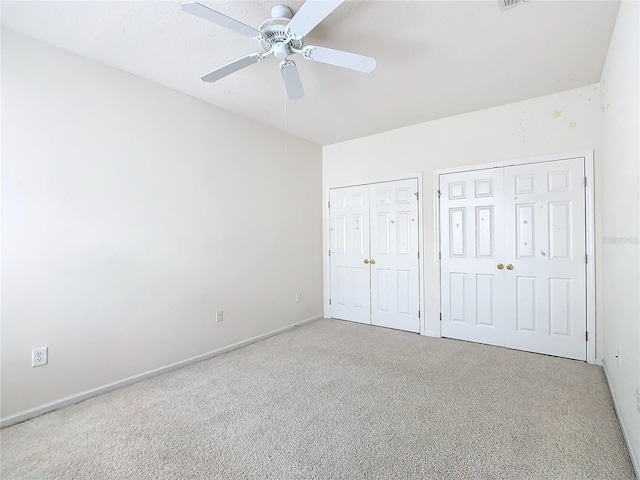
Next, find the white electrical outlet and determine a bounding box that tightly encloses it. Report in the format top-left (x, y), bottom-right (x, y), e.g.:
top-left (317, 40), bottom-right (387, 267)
top-left (32, 347), bottom-right (48, 367)
top-left (636, 386), bottom-right (640, 414)
top-left (295, 292), bottom-right (301, 302)
top-left (216, 310), bottom-right (224, 323)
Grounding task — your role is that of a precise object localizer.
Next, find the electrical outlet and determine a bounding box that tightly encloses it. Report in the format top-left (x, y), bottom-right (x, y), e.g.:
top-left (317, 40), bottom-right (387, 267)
top-left (636, 386), bottom-right (640, 414)
top-left (616, 350), bottom-right (621, 367)
top-left (32, 347), bottom-right (48, 367)
top-left (295, 292), bottom-right (301, 302)
top-left (216, 310), bottom-right (223, 323)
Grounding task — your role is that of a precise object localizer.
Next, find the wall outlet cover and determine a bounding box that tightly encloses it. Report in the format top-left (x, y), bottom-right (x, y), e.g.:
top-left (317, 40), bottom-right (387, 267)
top-left (32, 347), bottom-right (48, 367)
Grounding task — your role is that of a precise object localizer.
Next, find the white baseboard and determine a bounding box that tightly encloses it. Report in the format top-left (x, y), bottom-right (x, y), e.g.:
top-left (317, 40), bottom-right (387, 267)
top-left (602, 360), bottom-right (640, 478)
top-left (0, 315), bottom-right (323, 428)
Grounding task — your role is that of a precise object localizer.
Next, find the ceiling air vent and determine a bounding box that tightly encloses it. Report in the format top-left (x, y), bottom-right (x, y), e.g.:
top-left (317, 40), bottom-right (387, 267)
top-left (498, 0), bottom-right (525, 11)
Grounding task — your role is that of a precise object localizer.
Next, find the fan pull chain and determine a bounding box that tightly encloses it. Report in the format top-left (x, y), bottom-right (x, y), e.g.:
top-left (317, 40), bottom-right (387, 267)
top-left (283, 86), bottom-right (288, 153)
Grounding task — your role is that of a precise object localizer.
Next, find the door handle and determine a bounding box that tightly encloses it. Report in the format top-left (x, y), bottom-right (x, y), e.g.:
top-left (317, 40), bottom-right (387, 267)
top-left (364, 259), bottom-right (370, 264)
top-left (506, 264), bottom-right (514, 270)
top-left (370, 259), bottom-right (376, 265)
top-left (497, 263), bottom-right (504, 270)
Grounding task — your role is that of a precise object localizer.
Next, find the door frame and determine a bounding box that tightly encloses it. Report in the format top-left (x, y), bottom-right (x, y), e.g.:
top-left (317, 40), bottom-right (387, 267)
top-left (324, 173), bottom-right (426, 334)
top-left (434, 151), bottom-right (596, 364)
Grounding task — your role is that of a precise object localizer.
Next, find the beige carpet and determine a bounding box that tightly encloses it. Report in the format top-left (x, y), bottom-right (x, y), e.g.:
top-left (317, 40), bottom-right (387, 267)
top-left (1, 318), bottom-right (635, 479)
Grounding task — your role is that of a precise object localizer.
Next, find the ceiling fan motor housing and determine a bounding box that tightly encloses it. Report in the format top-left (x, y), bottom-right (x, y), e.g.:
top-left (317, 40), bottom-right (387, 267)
top-left (270, 4), bottom-right (292, 19)
top-left (258, 8), bottom-right (302, 57)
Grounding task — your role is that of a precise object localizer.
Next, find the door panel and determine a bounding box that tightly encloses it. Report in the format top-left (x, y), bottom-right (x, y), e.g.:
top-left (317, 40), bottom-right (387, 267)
top-left (370, 179), bottom-right (420, 333)
top-left (476, 274), bottom-right (494, 326)
top-left (329, 186), bottom-right (371, 324)
top-left (440, 168), bottom-right (505, 346)
top-left (503, 158), bottom-right (586, 360)
top-left (516, 276), bottom-right (536, 331)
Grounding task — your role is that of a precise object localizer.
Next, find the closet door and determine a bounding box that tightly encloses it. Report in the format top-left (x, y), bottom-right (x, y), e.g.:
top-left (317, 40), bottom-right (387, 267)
top-left (329, 179), bottom-right (421, 333)
top-left (439, 158), bottom-right (587, 361)
top-left (503, 158), bottom-right (586, 360)
top-left (440, 169), bottom-right (506, 346)
top-left (370, 179), bottom-right (420, 333)
top-left (329, 186), bottom-right (371, 324)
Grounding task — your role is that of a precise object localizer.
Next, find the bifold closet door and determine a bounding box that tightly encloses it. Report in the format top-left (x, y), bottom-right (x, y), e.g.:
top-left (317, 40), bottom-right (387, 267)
top-left (370, 179), bottom-right (420, 332)
top-left (329, 179), bottom-right (421, 333)
top-left (329, 185), bottom-right (371, 324)
top-left (440, 158), bottom-right (587, 360)
top-left (440, 168), bottom-right (506, 346)
top-left (502, 159), bottom-right (586, 360)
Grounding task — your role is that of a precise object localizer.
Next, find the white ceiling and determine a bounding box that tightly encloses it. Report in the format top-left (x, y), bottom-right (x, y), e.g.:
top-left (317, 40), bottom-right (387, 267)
top-left (1, 0), bottom-right (620, 146)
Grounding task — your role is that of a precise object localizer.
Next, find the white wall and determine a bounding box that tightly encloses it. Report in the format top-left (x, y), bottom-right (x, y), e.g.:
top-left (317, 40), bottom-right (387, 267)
top-left (323, 84), bottom-right (603, 352)
top-left (600, 0), bottom-right (640, 471)
top-left (1, 29), bottom-right (323, 419)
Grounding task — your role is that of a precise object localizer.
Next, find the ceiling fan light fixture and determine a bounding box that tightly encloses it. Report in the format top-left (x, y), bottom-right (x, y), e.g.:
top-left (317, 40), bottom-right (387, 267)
top-left (273, 41), bottom-right (289, 59)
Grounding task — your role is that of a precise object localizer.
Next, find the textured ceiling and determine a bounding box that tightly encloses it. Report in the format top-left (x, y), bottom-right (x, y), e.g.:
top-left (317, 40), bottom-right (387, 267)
top-left (1, 0), bottom-right (620, 146)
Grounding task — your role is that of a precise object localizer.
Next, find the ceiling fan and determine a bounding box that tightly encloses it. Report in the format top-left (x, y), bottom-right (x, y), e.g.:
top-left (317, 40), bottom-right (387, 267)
top-left (181, 0), bottom-right (376, 100)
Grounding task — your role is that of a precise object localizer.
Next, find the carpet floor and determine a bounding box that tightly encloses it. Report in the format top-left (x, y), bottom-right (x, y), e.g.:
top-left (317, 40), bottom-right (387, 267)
top-left (0, 318), bottom-right (635, 479)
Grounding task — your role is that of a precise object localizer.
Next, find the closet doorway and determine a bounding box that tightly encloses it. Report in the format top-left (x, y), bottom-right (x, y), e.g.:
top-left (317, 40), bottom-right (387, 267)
top-left (329, 178), bottom-right (421, 333)
top-left (437, 154), bottom-right (595, 361)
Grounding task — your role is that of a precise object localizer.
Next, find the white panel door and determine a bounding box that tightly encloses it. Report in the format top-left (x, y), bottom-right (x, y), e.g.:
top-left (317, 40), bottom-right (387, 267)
top-left (329, 186), bottom-right (371, 324)
top-left (440, 168), bottom-right (505, 346)
top-left (370, 179), bottom-right (420, 333)
top-left (439, 158), bottom-right (587, 361)
top-left (329, 179), bottom-right (421, 333)
top-left (503, 158), bottom-right (586, 360)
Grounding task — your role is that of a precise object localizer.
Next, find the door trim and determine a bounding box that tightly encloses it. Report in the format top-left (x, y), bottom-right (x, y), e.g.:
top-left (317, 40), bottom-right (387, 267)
top-left (324, 173), bottom-right (425, 334)
top-left (434, 150), bottom-right (596, 364)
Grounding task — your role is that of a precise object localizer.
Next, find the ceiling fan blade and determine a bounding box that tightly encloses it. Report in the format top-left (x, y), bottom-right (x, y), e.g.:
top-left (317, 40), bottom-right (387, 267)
top-left (200, 53), bottom-right (263, 83)
top-left (280, 60), bottom-right (305, 100)
top-left (181, 2), bottom-right (262, 38)
top-left (304, 46), bottom-right (376, 73)
top-left (286, 0), bottom-right (344, 37)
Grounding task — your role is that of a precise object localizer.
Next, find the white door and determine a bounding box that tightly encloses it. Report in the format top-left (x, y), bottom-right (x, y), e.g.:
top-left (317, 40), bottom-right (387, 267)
top-left (370, 179), bottom-right (420, 332)
top-left (440, 168), bottom-right (505, 347)
top-left (329, 185), bottom-right (371, 325)
top-left (440, 158), bottom-right (587, 360)
top-left (329, 179), bottom-right (421, 333)
top-left (503, 159), bottom-right (586, 359)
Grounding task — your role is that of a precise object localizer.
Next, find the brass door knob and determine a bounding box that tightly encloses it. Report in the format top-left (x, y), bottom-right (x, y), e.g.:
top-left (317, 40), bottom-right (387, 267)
top-left (370, 259), bottom-right (376, 265)
top-left (497, 263), bottom-right (504, 270)
top-left (506, 264), bottom-right (514, 270)
top-left (364, 259), bottom-right (370, 264)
